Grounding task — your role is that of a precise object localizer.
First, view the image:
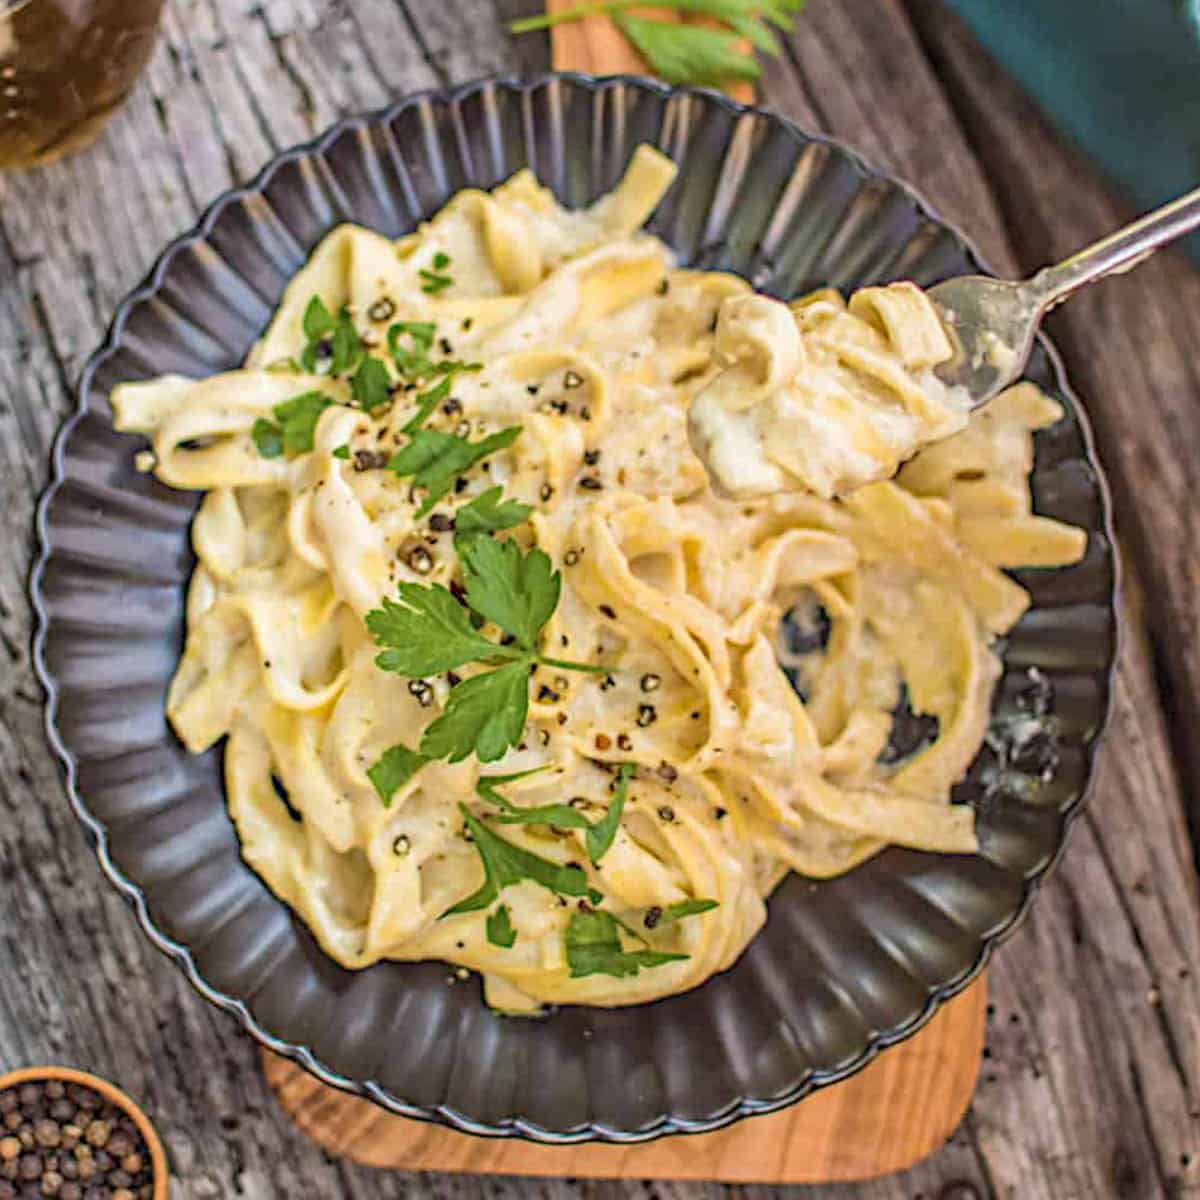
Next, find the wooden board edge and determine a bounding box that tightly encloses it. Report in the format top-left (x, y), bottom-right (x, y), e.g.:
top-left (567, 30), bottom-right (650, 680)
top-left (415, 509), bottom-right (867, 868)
top-left (261, 975), bottom-right (985, 1184)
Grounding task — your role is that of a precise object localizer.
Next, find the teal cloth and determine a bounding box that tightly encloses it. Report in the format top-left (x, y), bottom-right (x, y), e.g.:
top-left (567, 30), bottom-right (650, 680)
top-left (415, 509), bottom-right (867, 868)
top-left (944, 0), bottom-right (1200, 264)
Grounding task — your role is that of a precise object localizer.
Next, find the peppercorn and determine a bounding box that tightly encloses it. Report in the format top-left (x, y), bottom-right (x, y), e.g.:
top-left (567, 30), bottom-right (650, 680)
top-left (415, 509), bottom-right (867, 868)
top-left (594, 734), bottom-right (611, 750)
top-left (15, 1133), bottom-right (31, 1153)
top-left (640, 673), bottom-right (661, 693)
top-left (367, 297), bottom-right (396, 322)
top-left (16, 1090), bottom-right (38, 1112)
top-left (644, 906), bottom-right (663, 929)
top-left (58, 1130), bottom-right (79, 1151)
top-left (32, 1122), bottom-right (58, 1150)
top-left (82, 1124), bottom-right (108, 1151)
top-left (104, 1134), bottom-right (132, 1162)
top-left (579, 476), bottom-right (602, 491)
top-left (47, 1105), bottom-right (72, 1126)
top-left (563, 370), bottom-right (583, 389)
top-left (59, 1185), bottom-right (81, 1200)
top-left (539, 483), bottom-right (554, 502)
top-left (352, 448), bottom-right (389, 472)
top-left (407, 679), bottom-right (433, 707)
top-left (0, 1141), bottom-right (17, 1163)
top-left (392, 835), bottom-right (411, 857)
top-left (657, 805), bottom-right (675, 822)
top-left (42, 1088), bottom-right (62, 1105)
top-left (400, 538), bottom-right (434, 575)
top-left (599, 604), bottom-right (617, 620)
top-left (637, 704), bottom-right (658, 727)
top-left (17, 1157), bottom-right (40, 1183)
top-left (583, 449), bottom-right (600, 465)
top-left (563, 549), bottom-right (580, 566)
top-left (428, 512), bottom-right (454, 532)
top-left (0, 1182), bottom-right (13, 1200)
top-left (0, 1097), bottom-right (14, 1117)
top-left (657, 762), bottom-right (678, 784)
top-left (40, 1170), bottom-right (62, 1196)
top-left (616, 734), bottom-right (633, 752)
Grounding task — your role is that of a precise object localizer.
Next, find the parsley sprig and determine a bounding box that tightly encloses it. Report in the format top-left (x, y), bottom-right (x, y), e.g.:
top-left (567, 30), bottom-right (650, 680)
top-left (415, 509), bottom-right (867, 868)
top-left (420, 251), bottom-right (454, 295)
top-left (478, 763), bottom-right (634, 866)
top-left (453, 487), bottom-right (533, 535)
top-left (510, 0), bottom-right (806, 87)
top-left (388, 427), bottom-right (522, 517)
top-left (445, 804), bottom-right (601, 915)
top-left (565, 909), bottom-right (687, 979)
top-left (252, 391), bottom-right (333, 458)
top-left (367, 533), bottom-right (605, 764)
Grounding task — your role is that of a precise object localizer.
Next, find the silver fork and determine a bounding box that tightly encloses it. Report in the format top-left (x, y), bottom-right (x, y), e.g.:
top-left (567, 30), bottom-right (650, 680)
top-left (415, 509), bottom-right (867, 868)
top-left (929, 185), bottom-right (1200, 407)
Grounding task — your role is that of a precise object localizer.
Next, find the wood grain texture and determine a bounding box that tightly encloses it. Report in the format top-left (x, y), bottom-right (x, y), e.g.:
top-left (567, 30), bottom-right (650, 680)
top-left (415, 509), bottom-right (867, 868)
top-left (262, 981), bottom-right (984, 1182)
top-left (0, 1), bottom-right (1196, 1198)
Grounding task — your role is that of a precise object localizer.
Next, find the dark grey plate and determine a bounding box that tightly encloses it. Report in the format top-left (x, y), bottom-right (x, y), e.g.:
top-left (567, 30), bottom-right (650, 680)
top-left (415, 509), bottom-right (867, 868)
top-left (30, 74), bottom-right (1117, 1143)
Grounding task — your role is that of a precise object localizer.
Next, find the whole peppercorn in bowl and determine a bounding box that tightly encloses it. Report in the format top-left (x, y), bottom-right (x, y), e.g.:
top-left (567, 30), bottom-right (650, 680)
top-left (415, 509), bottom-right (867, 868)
top-left (0, 1068), bottom-right (166, 1200)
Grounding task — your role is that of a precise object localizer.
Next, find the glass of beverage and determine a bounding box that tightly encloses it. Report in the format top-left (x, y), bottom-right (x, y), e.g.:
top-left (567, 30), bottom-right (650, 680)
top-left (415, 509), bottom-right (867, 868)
top-left (0, 0), bottom-right (165, 169)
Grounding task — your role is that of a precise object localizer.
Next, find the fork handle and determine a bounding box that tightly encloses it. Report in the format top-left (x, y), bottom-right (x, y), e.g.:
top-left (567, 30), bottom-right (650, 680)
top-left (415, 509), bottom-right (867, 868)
top-left (1029, 184), bottom-right (1200, 311)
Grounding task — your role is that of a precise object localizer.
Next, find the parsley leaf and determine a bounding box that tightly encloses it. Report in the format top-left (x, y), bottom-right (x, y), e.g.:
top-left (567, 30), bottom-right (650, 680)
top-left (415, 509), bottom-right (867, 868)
top-left (585, 763), bottom-right (633, 865)
top-left (660, 898), bottom-right (719, 924)
top-left (366, 582), bottom-right (513, 676)
top-left (486, 903), bottom-right (517, 948)
top-left (387, 426), bottom-right (521, 517)
top-left (420, 660), bottom-right (531, 763)
top-left (565, 909), bottom-right (687, 979)
top-left (478, 767), bottom-right (591, 830)
top-left (299, 298), bottom-right (362, 375)
top-left (388, 322), bottom-right (436, 376)
top-left (457, 534), bottom-right (560, 650)
top-left (401, 377), bottom-right (452, 436)
top-left (367, 744), bottom-right (428, 806)
top-left (252, 418), bottom-right (284, 458)
top-left (420, 255), bottom-right (454, 294)
top-left (352, 355), bottom-right (393, 412)
top-left (453, 487), bottom-right (533, 536)
top-left (445, 804), bottom-right (594, 914)
top-left (333, 443), bottom-right (351, 460)
top-left (302, 295), bottom-right (335, 343)
top-left (329, 307), bottom-right (363, 374)
top-left (616, 15), bottom-right (759, 86)
top-left (273, 390), bottom-right (334, 455)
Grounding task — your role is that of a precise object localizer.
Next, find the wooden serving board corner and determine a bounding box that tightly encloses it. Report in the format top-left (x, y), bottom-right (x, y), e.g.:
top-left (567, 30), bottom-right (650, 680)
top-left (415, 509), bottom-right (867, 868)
top-left (262, 976), bottom-right (985, 1184)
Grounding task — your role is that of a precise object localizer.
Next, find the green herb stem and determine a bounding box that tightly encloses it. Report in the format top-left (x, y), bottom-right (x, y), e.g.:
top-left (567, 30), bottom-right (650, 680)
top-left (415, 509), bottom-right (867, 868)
top-left (535, 655), bottom-right (610, 675)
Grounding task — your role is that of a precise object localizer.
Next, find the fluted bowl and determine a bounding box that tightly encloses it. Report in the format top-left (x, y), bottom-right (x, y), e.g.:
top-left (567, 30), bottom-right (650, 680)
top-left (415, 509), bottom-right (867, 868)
top-left (31, 74), bottom-right (1117, 1142)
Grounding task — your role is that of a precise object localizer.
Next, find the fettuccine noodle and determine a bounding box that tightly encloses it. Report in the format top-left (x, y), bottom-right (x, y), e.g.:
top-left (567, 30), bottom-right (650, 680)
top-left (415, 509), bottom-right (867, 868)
top-left (112, 146), bottom-right (1086, 1011)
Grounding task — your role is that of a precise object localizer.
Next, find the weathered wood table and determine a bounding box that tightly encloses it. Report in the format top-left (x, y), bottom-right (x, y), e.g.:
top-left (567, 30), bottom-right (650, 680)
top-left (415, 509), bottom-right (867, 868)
top-left (1, 1), bottom-right (1198, 1196)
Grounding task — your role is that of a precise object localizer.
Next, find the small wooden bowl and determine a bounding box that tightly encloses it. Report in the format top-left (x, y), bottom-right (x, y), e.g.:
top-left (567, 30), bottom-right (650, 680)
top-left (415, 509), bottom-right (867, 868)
top-left (0, 1066), bottom-right (168, 1198)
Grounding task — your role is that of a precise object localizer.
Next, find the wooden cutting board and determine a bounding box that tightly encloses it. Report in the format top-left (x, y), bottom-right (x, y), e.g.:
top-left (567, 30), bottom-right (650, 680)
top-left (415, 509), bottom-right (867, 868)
top-left (263, 21), bottom-right (989, 1185)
